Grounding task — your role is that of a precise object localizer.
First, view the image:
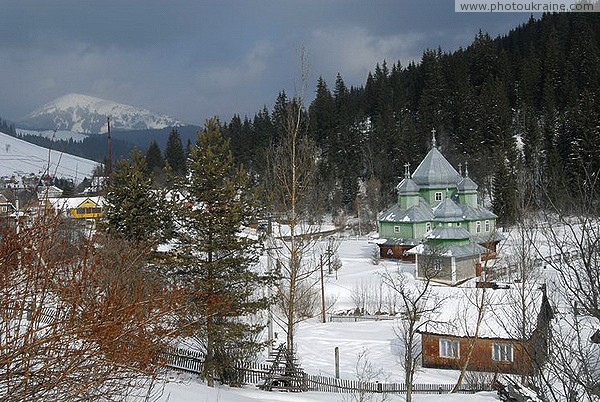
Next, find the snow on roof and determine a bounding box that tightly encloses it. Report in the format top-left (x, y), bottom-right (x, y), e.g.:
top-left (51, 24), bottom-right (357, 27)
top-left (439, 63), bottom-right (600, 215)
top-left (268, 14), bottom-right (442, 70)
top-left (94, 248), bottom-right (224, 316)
top-left (379, 198), bottom-right (435, 223)
top-left (419, 283), bottom-right (548, 339)
top-left (47, 196), bottom-right (104, 211)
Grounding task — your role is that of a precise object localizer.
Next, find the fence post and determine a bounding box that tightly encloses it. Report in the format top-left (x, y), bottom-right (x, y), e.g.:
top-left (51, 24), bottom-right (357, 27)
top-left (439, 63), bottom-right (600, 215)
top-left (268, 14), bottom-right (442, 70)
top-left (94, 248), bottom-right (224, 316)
top-left (334, 347), bottom-right (339, 379)
top-left (438, 385), bottom-right (443, 394)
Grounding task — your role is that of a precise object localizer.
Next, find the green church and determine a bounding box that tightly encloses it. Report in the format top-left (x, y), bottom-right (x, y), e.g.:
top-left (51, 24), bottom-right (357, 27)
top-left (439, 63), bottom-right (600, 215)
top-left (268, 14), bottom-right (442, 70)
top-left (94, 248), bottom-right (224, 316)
top-left (377, 130), bottom-right (502, 285)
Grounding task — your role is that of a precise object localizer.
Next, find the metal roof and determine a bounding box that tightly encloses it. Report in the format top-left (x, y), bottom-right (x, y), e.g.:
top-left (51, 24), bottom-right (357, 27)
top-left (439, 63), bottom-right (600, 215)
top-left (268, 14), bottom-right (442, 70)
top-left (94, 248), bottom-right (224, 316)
top-left (379, 197), bottom-right (435, 223)
top-left (459, 204), bottom-right (498, 220)
top-left (457, 176), bottom-right (478, 192)
top-left (411, 147), bottom-right (462, 187)
top-left (426, 226), bottom-right (472, 240)
top-left (396, 177), bottom-right (420, 194)
top-left (406, 242), bottom-right (488, 258)
top-left (433, 198), bottom-right (463, 221)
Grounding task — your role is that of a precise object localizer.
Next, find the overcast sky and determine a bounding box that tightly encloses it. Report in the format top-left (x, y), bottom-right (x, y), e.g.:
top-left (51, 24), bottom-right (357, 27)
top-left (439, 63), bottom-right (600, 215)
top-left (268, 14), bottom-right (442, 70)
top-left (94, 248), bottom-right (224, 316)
top-left (0, 1), bottom-right (536, 125)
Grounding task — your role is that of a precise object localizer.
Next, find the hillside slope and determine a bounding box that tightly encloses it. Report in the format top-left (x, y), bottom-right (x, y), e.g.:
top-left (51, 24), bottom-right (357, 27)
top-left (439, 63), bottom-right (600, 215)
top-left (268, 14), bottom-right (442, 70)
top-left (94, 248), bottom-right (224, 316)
top-left (0, 131), bottom-right (98, 182)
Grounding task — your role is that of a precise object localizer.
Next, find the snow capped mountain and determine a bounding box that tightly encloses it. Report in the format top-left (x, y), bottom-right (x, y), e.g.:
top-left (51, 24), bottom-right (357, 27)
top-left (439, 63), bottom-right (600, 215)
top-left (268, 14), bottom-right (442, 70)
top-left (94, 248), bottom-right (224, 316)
top-left (20, 93), bottom-right (184, 134)
top-left (0, 130), bottom-right (97, 182)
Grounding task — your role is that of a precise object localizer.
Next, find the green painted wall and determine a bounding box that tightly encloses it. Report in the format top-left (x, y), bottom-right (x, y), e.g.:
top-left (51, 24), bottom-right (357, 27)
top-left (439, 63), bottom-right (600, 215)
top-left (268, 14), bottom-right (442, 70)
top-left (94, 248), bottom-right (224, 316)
top-left (379, 221), bottom-right (413, 238)
top-left (398, 194), bottom-right (419, 209)
top-left (466, 219), bottom-right (496, 236)
top-left (458, 192), bottom-right (478, 207)
top-left (420, 187), bottom-right (457, 205)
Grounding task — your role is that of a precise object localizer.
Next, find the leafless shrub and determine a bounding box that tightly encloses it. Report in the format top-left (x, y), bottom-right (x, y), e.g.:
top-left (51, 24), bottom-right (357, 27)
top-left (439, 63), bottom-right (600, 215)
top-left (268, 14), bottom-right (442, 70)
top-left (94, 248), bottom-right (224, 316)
top-left (0, 213), bottom-right (180, 401)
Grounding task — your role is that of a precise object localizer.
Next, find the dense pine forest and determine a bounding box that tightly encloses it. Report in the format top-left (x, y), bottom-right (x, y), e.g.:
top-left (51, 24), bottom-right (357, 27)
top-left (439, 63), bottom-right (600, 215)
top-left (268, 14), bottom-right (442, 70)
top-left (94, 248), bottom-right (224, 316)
top-left (214, 12), bottom-right (599, 226)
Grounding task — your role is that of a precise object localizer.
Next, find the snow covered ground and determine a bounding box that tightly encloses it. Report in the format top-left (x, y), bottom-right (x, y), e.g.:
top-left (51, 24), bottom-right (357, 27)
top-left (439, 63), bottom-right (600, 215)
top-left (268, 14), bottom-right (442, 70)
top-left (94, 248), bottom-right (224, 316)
top-left (0, 131), bottom-right (97, 182)
top-left (150, 237), bottom-right (501, 401)
top-left (156, 373), bottom-right (498, 402)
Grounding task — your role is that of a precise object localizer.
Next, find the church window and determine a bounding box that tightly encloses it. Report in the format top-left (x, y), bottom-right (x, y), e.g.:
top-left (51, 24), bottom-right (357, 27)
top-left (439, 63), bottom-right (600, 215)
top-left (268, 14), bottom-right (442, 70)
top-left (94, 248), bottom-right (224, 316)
top-left (426, 222), bottom-right (431, 232)
top-left (435, 192), bottom-right (443, 202)
top-left (485, 220), bottom-right (490, 232)
top-left (394, 226), bottom-right (401, 233)
top-left (476, 221), bottom-right (481, 233)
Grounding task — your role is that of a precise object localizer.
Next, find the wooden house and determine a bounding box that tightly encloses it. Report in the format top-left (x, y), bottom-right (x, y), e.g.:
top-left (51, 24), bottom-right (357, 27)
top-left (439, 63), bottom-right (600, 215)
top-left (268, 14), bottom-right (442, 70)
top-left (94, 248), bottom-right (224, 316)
top-left (377, 130), bottom-right (502, 284)
top-left (47, 196), bottom-right (104, 219)
top-left (418, 285), bottom-right (553, 376)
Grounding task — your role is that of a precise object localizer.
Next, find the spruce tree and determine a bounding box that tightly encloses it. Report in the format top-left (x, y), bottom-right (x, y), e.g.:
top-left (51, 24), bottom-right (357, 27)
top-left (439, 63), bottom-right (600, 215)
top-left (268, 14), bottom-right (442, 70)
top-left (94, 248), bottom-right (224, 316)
top-left (164, 128), bottom-right (186, 175)
top-left (102, 149), bottom-right (170, 244)
top-left (145, 140), bottom-right (164, 173)
top-left (172, 118), bottom-right (274, 386)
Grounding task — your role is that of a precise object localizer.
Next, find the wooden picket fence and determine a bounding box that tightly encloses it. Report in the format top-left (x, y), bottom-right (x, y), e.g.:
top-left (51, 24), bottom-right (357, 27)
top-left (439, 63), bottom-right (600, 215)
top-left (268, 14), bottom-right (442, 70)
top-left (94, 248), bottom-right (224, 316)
top-left (163, 346), bottom-right (491, 395)
top-left (303, 375), bottom-right (489, 394)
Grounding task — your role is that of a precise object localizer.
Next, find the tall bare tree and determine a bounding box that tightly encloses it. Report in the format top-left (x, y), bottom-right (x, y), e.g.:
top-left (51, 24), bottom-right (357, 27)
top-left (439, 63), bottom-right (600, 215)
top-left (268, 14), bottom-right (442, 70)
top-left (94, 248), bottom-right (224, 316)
top-left (266, 51), bottom-right (323, 354)
top-left (381, 248), bottom-right (446, 402)
top-left (530, 166), bottom-right (600, 400)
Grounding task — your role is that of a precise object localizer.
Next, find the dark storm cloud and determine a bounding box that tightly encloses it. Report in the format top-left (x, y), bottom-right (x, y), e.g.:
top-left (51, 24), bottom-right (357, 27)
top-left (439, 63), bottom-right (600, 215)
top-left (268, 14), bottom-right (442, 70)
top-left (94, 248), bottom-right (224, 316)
top-left (0, 1), bottom-right (535, 125)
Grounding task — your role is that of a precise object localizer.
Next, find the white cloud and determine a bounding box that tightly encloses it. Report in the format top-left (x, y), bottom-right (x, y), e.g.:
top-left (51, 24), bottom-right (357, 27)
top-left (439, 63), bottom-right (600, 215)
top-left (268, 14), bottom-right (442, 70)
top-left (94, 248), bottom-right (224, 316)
top-left (309, 26), bottom-right (426, 83)
top-left (195, 41), bottom-right (274, 92)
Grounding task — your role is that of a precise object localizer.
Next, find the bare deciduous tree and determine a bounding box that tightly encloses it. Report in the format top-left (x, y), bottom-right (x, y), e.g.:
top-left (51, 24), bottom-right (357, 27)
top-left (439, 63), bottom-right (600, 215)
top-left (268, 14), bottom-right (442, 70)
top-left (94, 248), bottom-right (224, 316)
top-left (381, 248), bottom-right (446, 402)
top-left (266, 50), bottom-right (324, 354)
top-left (0, 213), bottom-right (179, 401)
top-left (343, 348), bottom-right (391, 402)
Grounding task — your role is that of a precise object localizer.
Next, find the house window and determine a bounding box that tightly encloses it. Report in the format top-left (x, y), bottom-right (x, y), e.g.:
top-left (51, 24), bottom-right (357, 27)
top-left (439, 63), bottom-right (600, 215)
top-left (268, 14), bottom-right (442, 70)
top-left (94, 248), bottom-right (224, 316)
top-left (476, 221), bottom-right (481, 233)
top-left (394, 226), bottom-right (401, 234)
top-left (435, 192), bottom-right (443, 202)
top-left (426, 222), bottom-right (431, 232)
top-left (485, 220), bottom-right (490, 232)
top-left (439, 339), bottom-right (459, 358)
top-left (492, 343), bottom-right (513, 362)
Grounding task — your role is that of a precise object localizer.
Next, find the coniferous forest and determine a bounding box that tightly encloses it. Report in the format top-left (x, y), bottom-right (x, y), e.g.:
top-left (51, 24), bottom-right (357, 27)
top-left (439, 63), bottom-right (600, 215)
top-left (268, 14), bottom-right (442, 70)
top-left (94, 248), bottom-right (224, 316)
top-left (212, 12), bottom-right (600, 226)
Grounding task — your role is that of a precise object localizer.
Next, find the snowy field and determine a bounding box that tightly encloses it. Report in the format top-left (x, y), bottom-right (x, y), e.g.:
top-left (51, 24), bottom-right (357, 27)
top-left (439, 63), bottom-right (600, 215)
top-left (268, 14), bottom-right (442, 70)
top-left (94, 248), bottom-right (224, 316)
top-left (0, 131), bottom-right (97, 182)
top-left (151, 237), bottom-right (501, 401)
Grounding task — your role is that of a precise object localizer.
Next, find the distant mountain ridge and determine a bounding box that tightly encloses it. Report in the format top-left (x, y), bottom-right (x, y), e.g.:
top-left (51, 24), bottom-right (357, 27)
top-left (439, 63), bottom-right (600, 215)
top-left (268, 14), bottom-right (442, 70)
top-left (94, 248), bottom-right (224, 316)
top-left (20, 93), bottom-right (184, 134)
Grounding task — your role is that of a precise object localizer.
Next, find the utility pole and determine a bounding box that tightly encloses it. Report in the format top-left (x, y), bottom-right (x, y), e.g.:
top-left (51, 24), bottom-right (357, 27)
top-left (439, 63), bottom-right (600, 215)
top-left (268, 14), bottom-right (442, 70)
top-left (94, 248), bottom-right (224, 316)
top-left (107, 116), bottom-right (112, 180)
top-left (320, 254), bottom-right (326, 323)
top-left (267, 215), bottom-right (274, 355)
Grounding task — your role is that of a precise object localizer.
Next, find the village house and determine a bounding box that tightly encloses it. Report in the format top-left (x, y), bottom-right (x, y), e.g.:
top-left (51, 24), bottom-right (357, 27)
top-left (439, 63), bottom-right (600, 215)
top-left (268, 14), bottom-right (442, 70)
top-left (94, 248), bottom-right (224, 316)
top-left (46, 196), bottom-right (105, 220)
top-left (418, 284), bottom-right (554, 376)
top-left (377, 130), bottom-right (502, 284)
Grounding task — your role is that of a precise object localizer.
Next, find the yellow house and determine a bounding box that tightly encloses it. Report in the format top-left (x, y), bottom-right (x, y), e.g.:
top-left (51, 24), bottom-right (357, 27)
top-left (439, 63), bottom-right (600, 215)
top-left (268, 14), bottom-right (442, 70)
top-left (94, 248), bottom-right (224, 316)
top-left (70, 197), bottom-right (103, 219)
top-left (47, 196), bottom-right (105, 219)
